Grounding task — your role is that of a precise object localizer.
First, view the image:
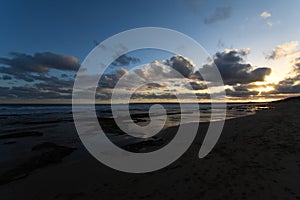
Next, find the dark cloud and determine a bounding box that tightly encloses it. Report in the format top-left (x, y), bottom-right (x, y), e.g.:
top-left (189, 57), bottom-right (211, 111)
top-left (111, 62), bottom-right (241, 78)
top-left (2, 49), bottom-right (294, 101)
top-left (0, 66), bottom-right (35, 82)
top-left (274, 80), bottom-right (300, 94)
top-left (200, 49), bottom-right (271, 85)
top-left (189, 70), bottom-right (204, 80)
top-left (0, 52), bottom-right (80, 82)
top-left (102, 56), bottom-right (197, 89)
top-left (195, 93), bottom-right (211, 99)
top-left (186, 81), bottom-right (207, 90)
top-left (94, 51), bottom-right (273, 101)
top-left (0, 54), bottom-right (75, 100)
top-left (0, 51), bottom-right (137, 100)
top-left (0, 86), bottom-right (72, 100)
top-left (225, 85), bottom-right (259, 97)
top-left (204, 6), bottom-right (231, 24)
top-left (34, 76), bottom-right (73, 94)
top-left (112, 54), bottom-right (140, 66)
top-left (6, 75), bottom-right (73, 99)
top-left (1, 75), bottom-right (12, 80)
top-left (130, 92), bottom-right (211, 100)
top-left (144, 83), bottom-right (166, 89)
top-left (99, 68), bottom-right (128, 88)
top-left (131, 92), bottom-right (176, 100)
top-left (61, 74), bottom-right (69, 78)
top-left (130, 91), bottom-right (212, 100)
top-left (0, 52), bottom-right (80, 72)
top-left (167, 56), bottom-right (195, 78)
top-left (294, 57), bottom-right (300, 70)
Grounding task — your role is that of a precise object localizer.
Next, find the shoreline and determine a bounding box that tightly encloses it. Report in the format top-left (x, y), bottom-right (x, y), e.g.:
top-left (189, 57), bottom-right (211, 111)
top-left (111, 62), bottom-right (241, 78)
top-left (0, 98), bottom-right (299, 199)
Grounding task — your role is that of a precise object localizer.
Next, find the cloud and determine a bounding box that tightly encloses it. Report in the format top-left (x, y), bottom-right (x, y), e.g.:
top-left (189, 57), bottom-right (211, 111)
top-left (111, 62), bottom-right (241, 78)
top-left (131, 92), bottom-right (176, 100)
top-left (99, 67), bottom-right (129, 88)
top-left (0, 86), bottom-right (72, 100)
top-left (294, 57), bottom-right (300, 70)
top-left (225, 86), bottom-right (259, 98)
top-left (185, 81), bottom-right (207, 90)
top-left (143, 83), bottom-right (166, 90)
top-left (267, 21), bottom-right (273, 27)
top-left (0, 52), bottom-right (80, 72)
top-left (274, 80), bottom-right (300, 94)
top-left (204, 6), bottom-right (231, 24)
top-left (266, 41), bottom-right (300, 59)
top-left (0, 51), bottom-right (78, 100)
top-left (166, 55), bottom-right (195, 78)
top-left (1, 49), bottom-right (291, 102)
top-left (260, 11), bottom-right (277, 27)
top-left (130, 56), bottom-right (196, 82)
top-left (0, 52), bottom-right (80, 82)
top-left (0, 74), bottom-right (74, 100)
top-left (111, 54), bottom-right (140, 66)
top-left (270, 57), bottom-right (300, 94)
top-left (260, 11), bottom-right (271, 19)
top-left (81, 51), bottom-right (273, 101)
top-left (131, 92), bottom-right (212, 100)
top-left (34, 76), bottom-right (73, 93)
top-left (1, 75), bottom-right (12, 80)
top-left (200, 49), bottom-right (271, 85)
top-left (0, 52), bottom-right (203, 101)
top-left (99, 56), bottom-right (195, 90)
top-left (96, 56), bottom-right (205, 101)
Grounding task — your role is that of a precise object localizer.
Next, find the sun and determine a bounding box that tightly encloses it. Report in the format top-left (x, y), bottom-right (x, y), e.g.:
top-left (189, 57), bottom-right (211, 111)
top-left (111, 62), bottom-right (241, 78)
top-left (264, 73), bottom-right (280, 85)
top-left (255, 85), bottom-right (275, 95)
top-left (249, 81), bottom-right (275, 95)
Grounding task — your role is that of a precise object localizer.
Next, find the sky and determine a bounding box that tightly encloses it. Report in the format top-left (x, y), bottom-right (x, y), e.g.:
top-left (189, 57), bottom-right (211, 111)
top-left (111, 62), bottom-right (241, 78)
top-left (0, 0), bottom-right (300, 103)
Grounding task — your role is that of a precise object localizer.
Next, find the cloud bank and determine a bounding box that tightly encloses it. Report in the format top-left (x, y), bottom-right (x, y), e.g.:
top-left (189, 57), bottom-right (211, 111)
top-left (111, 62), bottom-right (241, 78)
top-left (1, 48), bottom-right (299, 102)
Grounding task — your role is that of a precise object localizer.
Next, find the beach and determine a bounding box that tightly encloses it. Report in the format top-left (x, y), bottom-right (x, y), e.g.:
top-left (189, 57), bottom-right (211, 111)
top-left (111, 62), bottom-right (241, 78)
top-left (0, 98), bottom-right (299, 200)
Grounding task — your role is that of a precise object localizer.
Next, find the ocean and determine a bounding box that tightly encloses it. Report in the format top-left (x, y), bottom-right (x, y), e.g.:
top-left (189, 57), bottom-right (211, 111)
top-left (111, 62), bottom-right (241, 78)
top-left (0, 103), bottom-right (263, 116)
top-left (0, 103), bottom-right (269, 136)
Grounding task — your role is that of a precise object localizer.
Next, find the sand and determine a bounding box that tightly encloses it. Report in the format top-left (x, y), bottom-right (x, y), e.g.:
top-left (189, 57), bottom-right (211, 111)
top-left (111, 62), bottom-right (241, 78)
top-left (0, 98), bottom-right (299, 200)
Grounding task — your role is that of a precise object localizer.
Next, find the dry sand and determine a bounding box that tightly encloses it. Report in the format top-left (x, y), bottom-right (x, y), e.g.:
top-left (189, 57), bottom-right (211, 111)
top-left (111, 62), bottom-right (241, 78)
top-left (0, 98), bottom-right (299, 200)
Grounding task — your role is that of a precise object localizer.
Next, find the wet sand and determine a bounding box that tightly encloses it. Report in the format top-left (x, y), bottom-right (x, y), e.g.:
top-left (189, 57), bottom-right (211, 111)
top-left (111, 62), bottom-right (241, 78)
top-left (0, 98), bottom-right (299, 200)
